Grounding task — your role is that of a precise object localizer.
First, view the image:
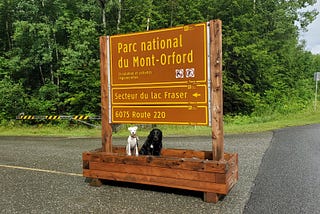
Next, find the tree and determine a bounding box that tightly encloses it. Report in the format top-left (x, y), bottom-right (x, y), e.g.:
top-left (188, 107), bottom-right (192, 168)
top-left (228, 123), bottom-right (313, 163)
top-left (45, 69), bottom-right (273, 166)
top-left (0, 0), bottom-right (319, 121)
top-left (0, 77), bottom-right (27, 120)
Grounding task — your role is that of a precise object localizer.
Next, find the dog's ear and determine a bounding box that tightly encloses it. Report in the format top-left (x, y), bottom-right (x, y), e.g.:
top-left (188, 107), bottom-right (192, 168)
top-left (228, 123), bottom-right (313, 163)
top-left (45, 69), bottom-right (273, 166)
top-left (145, 130), bottom-right (152, 141)
top-left (158, 129), bottom-right (163, 139)
top-left (147, 130), bottom-right (154, 140)
top-left (128, 126), bottom-right (138, 132)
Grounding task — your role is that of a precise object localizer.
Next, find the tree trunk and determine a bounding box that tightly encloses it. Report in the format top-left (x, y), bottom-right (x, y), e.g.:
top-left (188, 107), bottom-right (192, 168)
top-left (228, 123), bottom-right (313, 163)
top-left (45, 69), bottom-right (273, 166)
top-left (117, 0), bottom-right (122, 32)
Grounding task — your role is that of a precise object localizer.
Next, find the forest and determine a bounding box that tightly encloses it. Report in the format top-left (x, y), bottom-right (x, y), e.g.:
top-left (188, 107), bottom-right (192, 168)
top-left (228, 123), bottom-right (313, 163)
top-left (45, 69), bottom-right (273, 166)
top-left (1, 0), bottom-right (320, 122)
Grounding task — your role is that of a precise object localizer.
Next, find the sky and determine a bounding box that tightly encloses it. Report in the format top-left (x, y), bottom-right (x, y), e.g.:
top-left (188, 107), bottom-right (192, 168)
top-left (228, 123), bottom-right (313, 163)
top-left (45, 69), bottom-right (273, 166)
top-left (300, 0), bottom-right (320, 54)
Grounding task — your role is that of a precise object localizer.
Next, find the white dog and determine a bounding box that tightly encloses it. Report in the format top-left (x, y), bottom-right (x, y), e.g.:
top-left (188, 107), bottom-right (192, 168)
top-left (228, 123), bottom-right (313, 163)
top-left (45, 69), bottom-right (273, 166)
top-left (126, 126), bottom-right (139, 156)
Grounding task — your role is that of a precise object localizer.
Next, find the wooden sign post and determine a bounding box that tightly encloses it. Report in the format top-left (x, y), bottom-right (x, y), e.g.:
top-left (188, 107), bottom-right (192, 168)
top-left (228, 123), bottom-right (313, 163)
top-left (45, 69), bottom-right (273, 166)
top-left (83, 20), bottom-right (238, 203)
top-left (100, 36), bottom-right (112, 153)
top-left (210, 20), bottom-right (224, 161)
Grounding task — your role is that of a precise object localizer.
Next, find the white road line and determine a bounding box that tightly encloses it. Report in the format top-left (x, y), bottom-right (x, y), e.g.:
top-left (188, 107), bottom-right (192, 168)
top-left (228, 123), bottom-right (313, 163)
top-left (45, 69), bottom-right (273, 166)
top-left (0, 164), bottom-right (83, 177)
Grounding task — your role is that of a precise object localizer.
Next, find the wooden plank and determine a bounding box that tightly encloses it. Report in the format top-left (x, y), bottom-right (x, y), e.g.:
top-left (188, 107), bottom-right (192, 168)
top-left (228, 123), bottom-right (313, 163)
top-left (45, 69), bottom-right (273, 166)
top-left (210, 20), bottom-right (224, 161)
top-left (82, 152), bottom-right (228, 173)
top-left (100, 36), bottom-right (112, 153)
top-left (82, 152), bottom-right (102, 162)
top-left (215, 153), bottom-right (238, 184)
top-left (95, 147), bottom-right (232, 161)
top-left (83, 169), bottom-right (228, 194)
top-left (225, 153), bottom-right (238, 191)
top-left (83, 151), bottom-right (122, 161)
top-left (215, 160), bottom-right (238, 184)
top-left (89, 162), bottom-right (216, 183)
top-left (112, 146), bottom-right (213, 159)
top-left (161, 148), bottom-right (213, 159)
top-left (84, 149), bottom-right (234, 163)
top-left (99, 155), bottom-right (226, 173)
top-left (83, 160), bottom-right (89, 169)
top-left (111, 146), bottom-right (125, 154)
top-left (226, 169), bottom-right (238, 192)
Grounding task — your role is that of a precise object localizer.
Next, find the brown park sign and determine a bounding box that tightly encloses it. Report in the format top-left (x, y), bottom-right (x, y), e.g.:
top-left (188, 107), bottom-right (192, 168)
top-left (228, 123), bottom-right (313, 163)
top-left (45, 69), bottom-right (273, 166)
top-left (107, 22), bottom-right (210, 125)
top-left (109, 23), bottom-right (207, 86)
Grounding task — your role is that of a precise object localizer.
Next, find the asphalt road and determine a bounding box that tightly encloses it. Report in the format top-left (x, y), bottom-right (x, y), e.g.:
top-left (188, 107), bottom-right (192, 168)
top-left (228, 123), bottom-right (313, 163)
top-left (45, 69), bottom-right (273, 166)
top-left (0, 125), bottom-right (318, 213)
top-left (244, 124), bottom-right (320, 214)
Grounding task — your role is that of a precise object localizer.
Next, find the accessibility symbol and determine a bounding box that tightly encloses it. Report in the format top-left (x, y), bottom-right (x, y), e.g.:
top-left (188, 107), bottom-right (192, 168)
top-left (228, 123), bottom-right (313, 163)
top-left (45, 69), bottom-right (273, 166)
top-left (186, 68), bottom-right (195, 78)
top-left (175, 69), bottom-right (184, 78)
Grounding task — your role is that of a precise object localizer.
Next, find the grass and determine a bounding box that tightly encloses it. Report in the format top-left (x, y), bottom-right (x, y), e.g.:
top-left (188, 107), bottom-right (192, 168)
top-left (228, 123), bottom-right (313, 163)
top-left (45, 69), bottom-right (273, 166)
top-left (1, 108), bottom-right (320, 137)
top-left (0, 124), bottom-right (100, 137)
top-left (224, 109), bottom-right (320, 134)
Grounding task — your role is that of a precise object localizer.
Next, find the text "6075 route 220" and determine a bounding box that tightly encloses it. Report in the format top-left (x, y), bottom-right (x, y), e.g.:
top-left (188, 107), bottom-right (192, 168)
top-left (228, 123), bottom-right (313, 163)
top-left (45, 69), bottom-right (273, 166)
top-left (114, 110), bottom-right (166, 119)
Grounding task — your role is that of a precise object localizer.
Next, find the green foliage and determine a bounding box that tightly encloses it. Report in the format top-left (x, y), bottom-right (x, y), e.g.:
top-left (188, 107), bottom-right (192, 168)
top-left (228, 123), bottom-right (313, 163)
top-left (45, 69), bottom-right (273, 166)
top-left (0, 0), bottom-right (319, 122)
top-left (0, 78), bottom-right (27, 121)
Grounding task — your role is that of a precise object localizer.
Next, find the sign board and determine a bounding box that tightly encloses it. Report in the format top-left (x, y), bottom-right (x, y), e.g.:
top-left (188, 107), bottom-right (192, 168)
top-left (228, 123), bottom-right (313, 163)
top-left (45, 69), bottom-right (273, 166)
top-left (99, 19), bottom-right (225, 159)
top-left (107, 22), bottom-right (210, 125)
top-left (112, 84), bottom-right (207, 105)
top-left (109, 23), bottom-right (207, 86)
top-left (314, 72), bottom-right (320, 81)
top-left (112, 106), bottom-right (208, 125)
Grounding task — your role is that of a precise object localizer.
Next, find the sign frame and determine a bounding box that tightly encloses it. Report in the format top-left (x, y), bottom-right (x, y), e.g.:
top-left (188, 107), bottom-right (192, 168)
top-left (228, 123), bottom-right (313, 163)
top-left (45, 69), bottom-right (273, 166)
top-left (107, 22), bottom-right (211, 125)
top-left (101, 20), bottom-right (224, 161)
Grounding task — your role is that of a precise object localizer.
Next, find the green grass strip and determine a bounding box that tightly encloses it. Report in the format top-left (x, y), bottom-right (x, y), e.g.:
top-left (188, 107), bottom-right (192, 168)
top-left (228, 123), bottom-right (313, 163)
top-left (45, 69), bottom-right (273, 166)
top-left (1, 109), bottom-right (320, 137)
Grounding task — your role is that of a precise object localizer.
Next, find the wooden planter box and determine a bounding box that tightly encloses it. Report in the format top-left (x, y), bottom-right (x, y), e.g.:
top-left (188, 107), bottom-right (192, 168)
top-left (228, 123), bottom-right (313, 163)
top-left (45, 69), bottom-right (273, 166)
top-left (82, 146), bottom-right (238, 203)
top-left (83, 20), bottom-right (238, 203)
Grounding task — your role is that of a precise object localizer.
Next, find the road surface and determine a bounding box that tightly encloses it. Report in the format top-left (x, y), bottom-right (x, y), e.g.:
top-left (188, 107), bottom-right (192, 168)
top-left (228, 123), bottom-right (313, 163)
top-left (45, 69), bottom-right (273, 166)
top-left (1, 124), bottom-right (319, 213)
top-left (244, 124), bottom-right (320, 214)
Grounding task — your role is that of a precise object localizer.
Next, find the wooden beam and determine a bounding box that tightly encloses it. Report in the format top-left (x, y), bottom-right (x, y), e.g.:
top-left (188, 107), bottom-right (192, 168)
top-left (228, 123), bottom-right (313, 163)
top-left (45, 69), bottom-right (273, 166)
top-left (83, 169), bottom-right (228, 194)
top-left (89, 178), bottom-right (103, 187)
top-left (89, 162), bottom-right (217, 183)
top-left (100, 36), bottom-right (112, 152)
top-left (210, 20), bottom-right (224, 161)
top-left (82, 151), bottom-right (229, 173)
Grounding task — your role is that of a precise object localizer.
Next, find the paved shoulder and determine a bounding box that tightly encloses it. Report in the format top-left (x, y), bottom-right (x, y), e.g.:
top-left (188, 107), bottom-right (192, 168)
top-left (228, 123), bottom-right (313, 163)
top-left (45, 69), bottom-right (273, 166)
top-left (244, 124), bottom-right (320, 214)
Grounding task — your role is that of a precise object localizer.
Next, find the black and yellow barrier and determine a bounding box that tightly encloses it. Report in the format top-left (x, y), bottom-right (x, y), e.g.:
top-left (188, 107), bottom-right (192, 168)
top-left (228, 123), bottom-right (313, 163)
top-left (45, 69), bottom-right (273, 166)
top-left (73, 115), bottom-right (89, 120)
top-left (16, 115), bottom-right (100, 120)
top-left (18, 115), bottom-right (35, 120)
top-left (46, 115), bottom-right (61, 120)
